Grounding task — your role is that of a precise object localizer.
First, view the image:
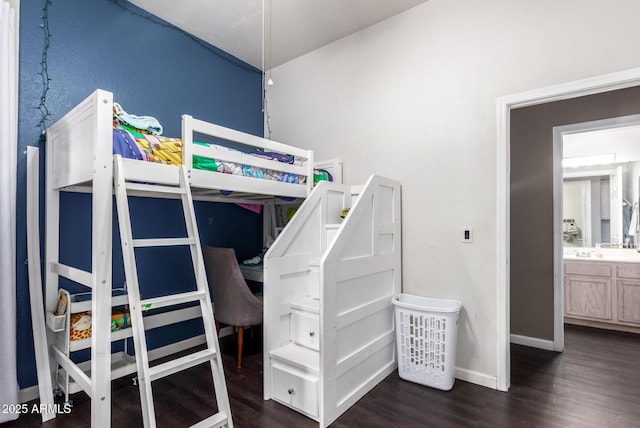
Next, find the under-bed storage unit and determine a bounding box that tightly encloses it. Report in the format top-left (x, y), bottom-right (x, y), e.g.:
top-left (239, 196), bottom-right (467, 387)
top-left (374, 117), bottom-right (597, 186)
top-left (43, 89), bottom-right (315, 426)
top-left (45, 288), bottom-right (135, 402)
top-left (263, 175), bottom-right (402, 427)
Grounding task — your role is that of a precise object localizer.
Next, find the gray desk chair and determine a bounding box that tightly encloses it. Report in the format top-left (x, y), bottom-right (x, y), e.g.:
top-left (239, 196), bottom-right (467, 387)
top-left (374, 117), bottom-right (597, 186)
top-left (202, 246), bottom-right (263, 368)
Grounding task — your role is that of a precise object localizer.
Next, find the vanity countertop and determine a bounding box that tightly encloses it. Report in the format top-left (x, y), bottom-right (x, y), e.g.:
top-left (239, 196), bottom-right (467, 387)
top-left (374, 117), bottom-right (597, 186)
top-left (564, 248), bottom-right (640, 263)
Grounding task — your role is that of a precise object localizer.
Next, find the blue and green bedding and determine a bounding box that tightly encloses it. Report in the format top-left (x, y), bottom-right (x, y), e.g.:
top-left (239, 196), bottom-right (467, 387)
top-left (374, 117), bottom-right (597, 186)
top-left (112, 126), bottom-right (307, 185)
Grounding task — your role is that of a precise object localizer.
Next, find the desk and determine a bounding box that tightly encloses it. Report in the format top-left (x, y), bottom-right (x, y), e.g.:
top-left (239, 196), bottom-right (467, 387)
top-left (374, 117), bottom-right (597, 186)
top-left (239, 264), bottom-right (264, 282)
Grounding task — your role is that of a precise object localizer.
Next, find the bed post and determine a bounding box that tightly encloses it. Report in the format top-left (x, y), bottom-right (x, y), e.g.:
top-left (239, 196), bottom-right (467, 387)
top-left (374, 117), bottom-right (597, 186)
top-left (28, 147), bottom-right (56, 422)
top-left (90, 90), bottom-right (114, 426)
top-left (45, 117), bottom-right (61, 394)
top-left (182, 115), bottom-right (194, 179)
top-left (306, 150), bottom-right (314, 196)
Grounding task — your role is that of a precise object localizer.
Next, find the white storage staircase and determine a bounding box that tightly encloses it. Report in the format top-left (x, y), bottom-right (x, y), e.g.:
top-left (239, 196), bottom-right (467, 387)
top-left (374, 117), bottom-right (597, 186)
top-left (114, 156), bottom-right (232, 428)
top-left (263, 175), bottom-right (402, 427)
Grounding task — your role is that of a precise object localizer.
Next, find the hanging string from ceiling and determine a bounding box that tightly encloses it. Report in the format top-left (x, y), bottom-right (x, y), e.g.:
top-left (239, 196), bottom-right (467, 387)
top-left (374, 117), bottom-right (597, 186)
top-left (262, 0), bottom-right (273, 139)
top-left (262, 0), bottom-right (265, 109)
top-left (267, 0), bottom-right (274, 88)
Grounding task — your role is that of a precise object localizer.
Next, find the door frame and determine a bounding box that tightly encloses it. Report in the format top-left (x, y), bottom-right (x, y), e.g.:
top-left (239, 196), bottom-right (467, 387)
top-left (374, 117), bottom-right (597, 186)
top-left (496, 67), bottom-right (640, 392)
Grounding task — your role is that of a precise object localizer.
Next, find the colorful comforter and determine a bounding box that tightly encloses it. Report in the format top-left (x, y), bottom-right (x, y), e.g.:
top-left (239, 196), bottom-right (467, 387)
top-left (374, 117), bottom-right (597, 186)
top-left (112, 126), bottom-right (306, 185)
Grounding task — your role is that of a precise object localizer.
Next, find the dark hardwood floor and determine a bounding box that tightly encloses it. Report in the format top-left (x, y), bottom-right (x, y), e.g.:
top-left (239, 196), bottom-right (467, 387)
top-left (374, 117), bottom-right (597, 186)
top-left (7, 324), bottom-right (640, 427)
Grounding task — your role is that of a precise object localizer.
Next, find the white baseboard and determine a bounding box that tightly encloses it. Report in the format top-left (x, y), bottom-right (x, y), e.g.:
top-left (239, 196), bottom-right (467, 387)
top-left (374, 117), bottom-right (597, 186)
top-left (454, 367), bottom-right (498, 390)
top-left (218, 325), bottom-right (233, 338)
top-left (24, 351), bottom-right (496, 403)
top-left (19, 385), bottom-right (40, 404)
top-left (510, 334), bottom-right (556, 351)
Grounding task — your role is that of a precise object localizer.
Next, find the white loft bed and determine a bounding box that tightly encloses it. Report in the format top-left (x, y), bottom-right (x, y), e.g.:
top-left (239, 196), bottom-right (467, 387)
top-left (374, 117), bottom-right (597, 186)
top-left (47, 90), bottom-right (314, 202)
top-left (42, 89), bottom-right (316, 426)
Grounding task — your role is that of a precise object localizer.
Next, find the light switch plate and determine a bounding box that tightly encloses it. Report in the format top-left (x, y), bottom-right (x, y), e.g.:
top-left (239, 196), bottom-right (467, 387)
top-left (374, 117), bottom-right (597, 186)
top-left (462, 227), bottom-right (473, 243)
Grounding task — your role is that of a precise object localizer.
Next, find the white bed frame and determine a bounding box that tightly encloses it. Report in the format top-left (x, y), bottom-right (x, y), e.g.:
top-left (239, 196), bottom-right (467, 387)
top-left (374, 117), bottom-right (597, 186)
top-left (42, 89), bottom-right (314, 426)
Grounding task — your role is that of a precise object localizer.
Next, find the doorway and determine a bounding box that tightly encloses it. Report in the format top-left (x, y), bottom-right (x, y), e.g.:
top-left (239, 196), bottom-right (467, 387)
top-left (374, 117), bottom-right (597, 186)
top-left (497, 67), bottom-right (640, 391)
top-left (555, 116), bottom-right (640, 339)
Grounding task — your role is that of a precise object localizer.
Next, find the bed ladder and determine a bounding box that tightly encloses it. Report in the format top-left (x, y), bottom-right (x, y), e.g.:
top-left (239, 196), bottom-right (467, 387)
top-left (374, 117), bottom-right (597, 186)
top-left (113, 156), bottom-right (233, 428)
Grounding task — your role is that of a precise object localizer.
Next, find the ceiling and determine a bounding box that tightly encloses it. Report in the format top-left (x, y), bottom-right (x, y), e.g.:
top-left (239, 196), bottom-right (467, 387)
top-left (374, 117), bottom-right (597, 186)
top-left (127, 0), bottom-right (430, 70)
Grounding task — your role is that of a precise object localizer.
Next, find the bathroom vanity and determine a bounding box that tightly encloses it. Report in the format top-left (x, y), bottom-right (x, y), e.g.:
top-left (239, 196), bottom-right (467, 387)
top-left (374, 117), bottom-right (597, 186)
top-left (564, 250), bottom-right (640, 332)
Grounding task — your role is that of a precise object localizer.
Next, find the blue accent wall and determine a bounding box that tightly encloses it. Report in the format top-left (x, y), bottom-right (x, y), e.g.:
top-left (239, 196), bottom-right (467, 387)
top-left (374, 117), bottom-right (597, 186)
top-left (17, 0), bottom-right (264, 388)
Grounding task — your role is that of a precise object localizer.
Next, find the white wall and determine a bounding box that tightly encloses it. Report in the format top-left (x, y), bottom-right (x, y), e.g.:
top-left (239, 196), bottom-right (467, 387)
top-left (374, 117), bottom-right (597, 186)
top-left (265, 0), bottom-right (640, 388)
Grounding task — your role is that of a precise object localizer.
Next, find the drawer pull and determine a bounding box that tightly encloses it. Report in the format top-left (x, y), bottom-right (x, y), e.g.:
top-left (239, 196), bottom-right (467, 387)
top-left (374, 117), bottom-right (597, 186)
top-left (287, 388), bottom-right (294, 395)
top-left (309, 331), bottom-right (315, 337)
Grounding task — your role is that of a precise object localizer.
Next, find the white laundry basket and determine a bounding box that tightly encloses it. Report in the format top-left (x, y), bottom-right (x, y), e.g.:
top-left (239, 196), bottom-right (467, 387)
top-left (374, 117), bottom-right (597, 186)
top-left (392, 293), bottom-right (462, 391)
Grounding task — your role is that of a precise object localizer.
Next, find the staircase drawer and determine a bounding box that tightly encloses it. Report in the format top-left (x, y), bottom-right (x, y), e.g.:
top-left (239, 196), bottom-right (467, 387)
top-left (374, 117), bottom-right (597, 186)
top-left (291, 311), bottom-right (319, 351)
top-left (271, 363), bottom-right (318, 418)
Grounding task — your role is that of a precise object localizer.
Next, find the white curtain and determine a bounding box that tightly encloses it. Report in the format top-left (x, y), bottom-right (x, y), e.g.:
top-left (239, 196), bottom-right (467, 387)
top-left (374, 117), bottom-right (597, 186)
top-left (0, 0), bottom-right (19, 422)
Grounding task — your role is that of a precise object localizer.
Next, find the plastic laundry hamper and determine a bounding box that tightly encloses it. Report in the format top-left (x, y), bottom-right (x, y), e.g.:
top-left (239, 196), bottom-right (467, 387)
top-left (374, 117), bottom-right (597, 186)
top-left (392, 293), bottom-right (462, 391)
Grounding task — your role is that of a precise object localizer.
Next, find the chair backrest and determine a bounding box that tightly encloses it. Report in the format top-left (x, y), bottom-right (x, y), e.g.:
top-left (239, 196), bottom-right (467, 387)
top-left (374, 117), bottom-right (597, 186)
top-left (202, 246), bottom-right (262, 327)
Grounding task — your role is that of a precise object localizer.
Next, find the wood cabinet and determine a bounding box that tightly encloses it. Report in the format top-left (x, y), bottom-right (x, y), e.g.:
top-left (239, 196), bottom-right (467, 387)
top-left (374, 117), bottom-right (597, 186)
top-left (564, 275), bottom-right (612, 320)
top-left (617, 279), bottom-right (640, 324)
top-left (616, 263), bottom-right (640, 325)
top-left (564, 260), bottom-right (640, 330)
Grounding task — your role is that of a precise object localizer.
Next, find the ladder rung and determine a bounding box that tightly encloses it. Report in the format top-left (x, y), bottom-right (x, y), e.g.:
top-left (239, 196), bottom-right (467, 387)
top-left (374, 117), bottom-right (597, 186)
top-left (190, 412), bottom-right (228, 428)
top-left (132, 237), bottom-right (196, 248)
top-left (140, 290), bottom-right (206, 311)
top-left (125, 182), bottom-right (187, 195)
top-left (149, 349), bottom-right (217, 382)
top-left (51, 262), bottom-right (93, 288)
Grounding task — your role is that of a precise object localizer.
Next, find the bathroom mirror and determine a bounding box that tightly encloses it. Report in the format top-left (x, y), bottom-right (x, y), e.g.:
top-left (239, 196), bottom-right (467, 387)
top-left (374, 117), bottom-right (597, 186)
top-left (562, 121), bottom-right (640, 249)
top-left (562, 165), bottom-right (622, 247)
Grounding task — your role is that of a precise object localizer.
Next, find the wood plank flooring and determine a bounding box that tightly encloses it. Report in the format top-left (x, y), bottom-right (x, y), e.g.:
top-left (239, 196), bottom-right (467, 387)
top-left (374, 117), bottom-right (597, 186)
top-left (6, 324), bottom-right (640, 427)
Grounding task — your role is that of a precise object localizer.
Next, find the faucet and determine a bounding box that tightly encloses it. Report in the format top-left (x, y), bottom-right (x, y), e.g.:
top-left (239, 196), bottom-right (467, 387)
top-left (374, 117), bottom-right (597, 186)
top-left (596, 243), bottom-right (621, 248)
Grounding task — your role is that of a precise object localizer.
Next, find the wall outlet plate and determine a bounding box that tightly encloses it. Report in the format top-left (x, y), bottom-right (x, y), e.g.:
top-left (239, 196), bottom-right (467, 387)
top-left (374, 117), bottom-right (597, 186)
top-left (463, 227), bottom-right (473, 243)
